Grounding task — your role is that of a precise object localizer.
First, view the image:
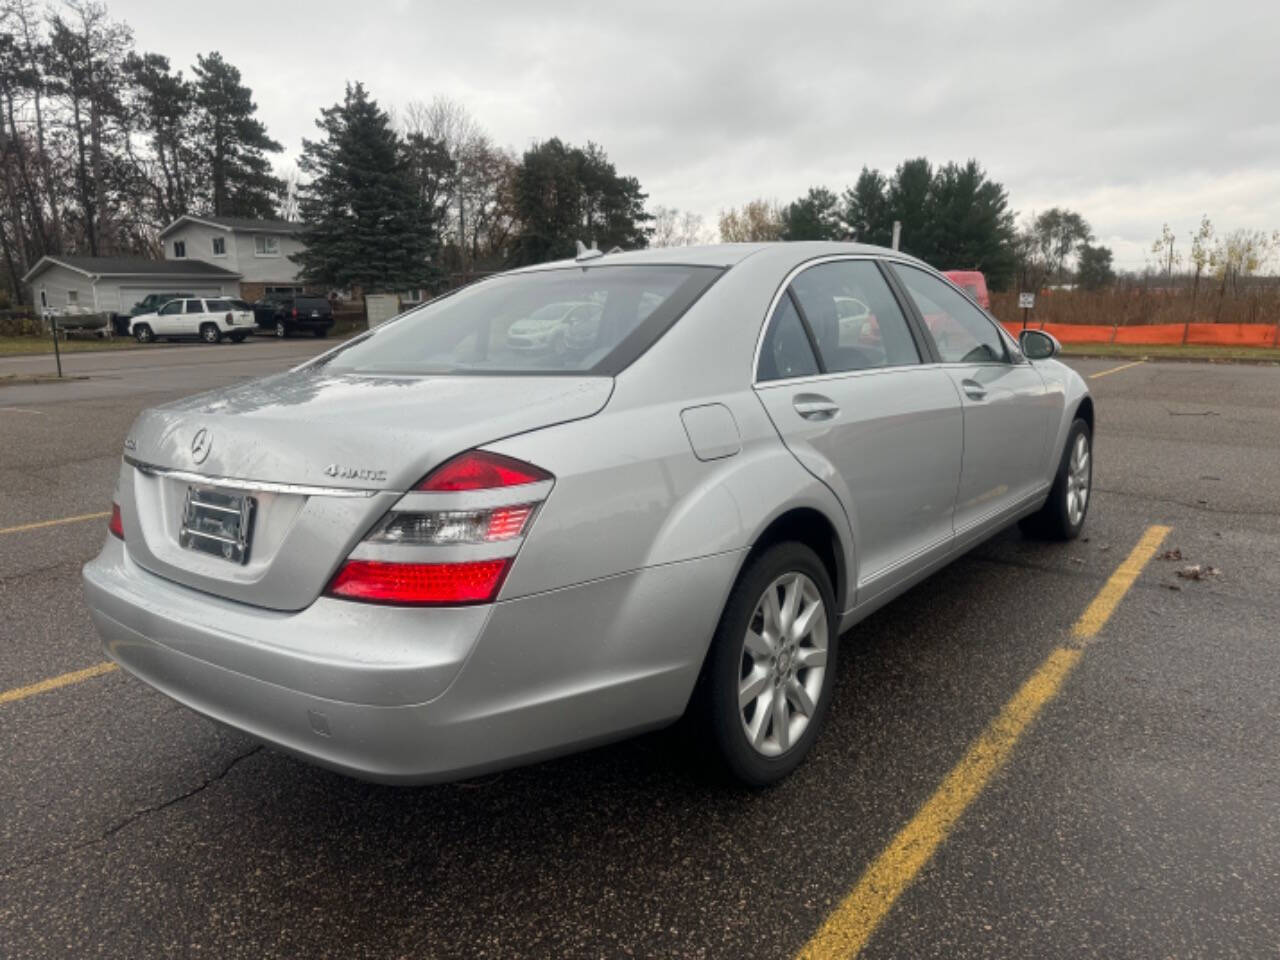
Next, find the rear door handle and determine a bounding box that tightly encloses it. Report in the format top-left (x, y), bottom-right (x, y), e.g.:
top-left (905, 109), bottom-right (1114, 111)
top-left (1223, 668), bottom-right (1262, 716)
top-left (961, 379), bottom-right (987, 401)
top-left (793, 394), bottom-right (840, 420)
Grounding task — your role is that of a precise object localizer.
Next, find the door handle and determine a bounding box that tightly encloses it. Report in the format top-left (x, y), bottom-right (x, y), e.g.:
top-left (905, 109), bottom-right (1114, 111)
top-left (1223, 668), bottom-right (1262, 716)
top-left (960, 379), bottom-right (987, 401)
top-left (793, 394), bottom-right (840, 420)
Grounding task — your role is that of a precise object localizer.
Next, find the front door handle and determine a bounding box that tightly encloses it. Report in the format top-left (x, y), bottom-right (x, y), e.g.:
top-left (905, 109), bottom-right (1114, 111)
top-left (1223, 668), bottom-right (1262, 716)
top-left (793, 394), bottom-right (840, 420)
top-left (961, 379), bottom-right (987, 401)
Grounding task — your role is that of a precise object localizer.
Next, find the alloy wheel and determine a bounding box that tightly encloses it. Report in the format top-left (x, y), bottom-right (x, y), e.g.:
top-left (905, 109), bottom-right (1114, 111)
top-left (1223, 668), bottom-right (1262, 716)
top-left (738, 571), bottom-right (828, 757)
top-left (1066, 432), bottom-right (1091, 526)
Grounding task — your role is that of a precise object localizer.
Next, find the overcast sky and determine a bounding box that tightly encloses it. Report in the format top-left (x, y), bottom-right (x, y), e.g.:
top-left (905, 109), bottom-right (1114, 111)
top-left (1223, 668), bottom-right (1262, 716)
top-left (111, 0), bottom-right (1279, 270)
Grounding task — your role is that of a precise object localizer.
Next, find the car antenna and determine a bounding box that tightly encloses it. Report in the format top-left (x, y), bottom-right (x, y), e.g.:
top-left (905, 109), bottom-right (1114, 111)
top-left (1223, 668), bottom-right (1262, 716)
top-left (575, 240), bottom-right (604, 262)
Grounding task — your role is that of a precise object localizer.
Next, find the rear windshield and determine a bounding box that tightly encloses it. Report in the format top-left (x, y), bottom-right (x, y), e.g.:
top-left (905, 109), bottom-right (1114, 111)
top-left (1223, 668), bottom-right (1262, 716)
top-left (320, 265), bottom-right (722, 376)
top-left (295, 297), bottom-right (330, 310)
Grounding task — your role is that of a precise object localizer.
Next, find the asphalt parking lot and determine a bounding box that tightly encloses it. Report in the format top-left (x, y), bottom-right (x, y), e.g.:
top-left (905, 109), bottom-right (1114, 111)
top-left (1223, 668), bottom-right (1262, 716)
top-left (2, 342), bottom-right (1278, 958)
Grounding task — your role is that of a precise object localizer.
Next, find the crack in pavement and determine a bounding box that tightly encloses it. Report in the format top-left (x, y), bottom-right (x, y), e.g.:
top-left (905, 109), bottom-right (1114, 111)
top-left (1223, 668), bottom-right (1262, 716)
top-left (1093, 485), bottom-right (1280, 518)
top-left (0, 744), bottom-right (264, 880)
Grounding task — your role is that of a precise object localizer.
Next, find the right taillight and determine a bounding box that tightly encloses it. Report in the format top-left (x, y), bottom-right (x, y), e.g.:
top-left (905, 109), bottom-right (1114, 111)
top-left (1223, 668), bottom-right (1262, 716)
top-left (325, 451), bottom-right (553, 606)
top-left (108, 503), bottom-right (125, 540)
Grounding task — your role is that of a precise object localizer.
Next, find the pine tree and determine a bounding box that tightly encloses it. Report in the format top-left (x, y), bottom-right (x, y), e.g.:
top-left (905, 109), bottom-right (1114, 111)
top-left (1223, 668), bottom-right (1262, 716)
top-left (510, 138), bottom-right (650, 265)
top-left (192, 52), bottom-right (282, 218)
top-left (295, 83), bottom-right (437, 292)
top-left (125, 52), bottom-right (196, 224)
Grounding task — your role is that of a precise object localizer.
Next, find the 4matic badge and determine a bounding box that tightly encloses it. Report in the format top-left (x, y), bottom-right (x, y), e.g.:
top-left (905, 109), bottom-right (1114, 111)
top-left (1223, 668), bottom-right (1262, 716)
top-left (323, 463), bottom-right (387, 483)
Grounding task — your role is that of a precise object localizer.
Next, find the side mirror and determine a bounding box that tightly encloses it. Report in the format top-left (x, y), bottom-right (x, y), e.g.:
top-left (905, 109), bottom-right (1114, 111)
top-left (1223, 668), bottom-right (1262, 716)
top-left (1019, 329), bottom-right (1061, 360)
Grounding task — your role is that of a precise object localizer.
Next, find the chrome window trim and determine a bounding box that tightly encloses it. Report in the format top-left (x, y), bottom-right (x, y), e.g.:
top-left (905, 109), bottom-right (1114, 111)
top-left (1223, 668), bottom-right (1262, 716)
top-left (126, 457), bottom-right (379, 498)
top-left (751, 253), bottom-right (936, 389)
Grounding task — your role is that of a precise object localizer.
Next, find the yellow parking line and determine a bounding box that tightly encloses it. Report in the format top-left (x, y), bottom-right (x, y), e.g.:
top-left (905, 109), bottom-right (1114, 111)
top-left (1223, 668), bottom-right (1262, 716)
top-left (796, 524), bottom-right (1171, 959)
top-left (0, 511), bottom-right (110, 536)
top-left (1089, 359), bottom-right (1146, 380)
top-left (0, 661), bottom-right (118, 706)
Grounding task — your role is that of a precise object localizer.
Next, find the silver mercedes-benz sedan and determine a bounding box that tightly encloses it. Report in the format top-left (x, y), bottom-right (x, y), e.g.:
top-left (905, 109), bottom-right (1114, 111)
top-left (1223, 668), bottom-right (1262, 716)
top-left (82, 242), bottom-right (1093, 786)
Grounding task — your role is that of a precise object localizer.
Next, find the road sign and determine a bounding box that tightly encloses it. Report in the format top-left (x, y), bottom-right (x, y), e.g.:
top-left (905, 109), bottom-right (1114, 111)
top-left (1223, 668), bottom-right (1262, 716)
top-left (1018, 292), bottom-right (1036, 309)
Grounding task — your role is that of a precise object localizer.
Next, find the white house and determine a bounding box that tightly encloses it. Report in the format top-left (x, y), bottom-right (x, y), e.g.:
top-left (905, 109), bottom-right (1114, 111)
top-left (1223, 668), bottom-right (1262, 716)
top-left (20, 255), bottom-right (241, 317)
top-left (158, 215), bottom-right (307, 302)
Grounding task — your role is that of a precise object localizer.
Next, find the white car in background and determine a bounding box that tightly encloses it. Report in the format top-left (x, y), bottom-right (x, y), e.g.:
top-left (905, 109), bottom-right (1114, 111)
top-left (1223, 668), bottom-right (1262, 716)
top-left (129, 297), bottom-right (255, 344)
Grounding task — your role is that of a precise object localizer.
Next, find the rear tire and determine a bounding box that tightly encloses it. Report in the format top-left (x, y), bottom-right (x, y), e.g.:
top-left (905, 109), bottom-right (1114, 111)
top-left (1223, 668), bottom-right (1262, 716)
top-left (695, 542), bottom-right (838, 787)
top-left (313, 327), bottom-right (328, 338)
top-left (275, 320), bottom-right (287, 338)
top-left (200, 323), bottom-right (222, 344)
top-left (133, 323), bottom-right (153, 344)
top-left (1020, 418), bottom-right (1092, 540)
top-left (229, 331), bottom-right (247, 343)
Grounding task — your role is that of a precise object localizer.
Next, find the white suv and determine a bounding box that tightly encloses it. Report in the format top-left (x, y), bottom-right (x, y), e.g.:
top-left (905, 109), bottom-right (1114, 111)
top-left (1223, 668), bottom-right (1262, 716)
top-left (130, 298), bottom-right (255, 344)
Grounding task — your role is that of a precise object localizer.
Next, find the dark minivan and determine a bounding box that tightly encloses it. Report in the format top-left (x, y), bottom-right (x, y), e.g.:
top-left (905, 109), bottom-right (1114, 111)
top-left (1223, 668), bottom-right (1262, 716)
top-left (251, 294), bottom-right (334, 338)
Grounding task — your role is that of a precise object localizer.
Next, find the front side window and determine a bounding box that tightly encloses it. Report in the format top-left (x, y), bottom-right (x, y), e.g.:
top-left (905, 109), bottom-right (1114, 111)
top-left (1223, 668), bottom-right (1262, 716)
top-left (789, 260), bottom-right (921, 372)
top-left (757, 294), bottom-right (820, 382)
top-left (173, 240), bottom-right (186, 258)
top-left (184, 300), bottom-right (203, 314)
top-left (212, 237), bottom-right (226, 256)
top-left (159, 300), bottom-right (183, 315)
top-left (254, 235), bottom-right (280, 256)
top-left (893, 264), bottom-right (1009, 364)
top-left (321, 265), bottom-right (721, 376)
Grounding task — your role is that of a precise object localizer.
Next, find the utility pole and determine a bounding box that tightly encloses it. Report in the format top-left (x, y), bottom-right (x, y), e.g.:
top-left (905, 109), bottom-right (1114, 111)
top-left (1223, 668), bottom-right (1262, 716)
top-left (891, 221), bottom-right (901, 251)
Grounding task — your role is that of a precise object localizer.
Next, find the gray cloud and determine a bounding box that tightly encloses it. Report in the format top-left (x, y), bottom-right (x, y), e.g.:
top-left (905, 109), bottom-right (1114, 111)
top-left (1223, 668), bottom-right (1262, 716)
top-left (112, 0), bottom-right (1280, 268)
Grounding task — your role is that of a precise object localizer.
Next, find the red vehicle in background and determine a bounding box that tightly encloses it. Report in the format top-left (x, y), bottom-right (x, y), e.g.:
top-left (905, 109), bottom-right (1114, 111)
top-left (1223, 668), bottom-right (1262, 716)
top-left (943, 270), bottom-right (990, 309)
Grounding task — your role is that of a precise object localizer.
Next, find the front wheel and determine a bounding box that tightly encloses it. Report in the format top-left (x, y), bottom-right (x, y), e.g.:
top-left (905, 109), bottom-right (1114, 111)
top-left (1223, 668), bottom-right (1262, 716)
top-left (1021, 418), bottom-right (1092, 540)
top-left (133, 323), bottom-right (154, 344)
top-left (697, 542), bottom-right (838, 786)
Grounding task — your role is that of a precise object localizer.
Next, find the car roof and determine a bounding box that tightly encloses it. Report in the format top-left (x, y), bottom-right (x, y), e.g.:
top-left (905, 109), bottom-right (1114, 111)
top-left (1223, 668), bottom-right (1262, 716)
top-left (505, 241), bottom-right (930, 275)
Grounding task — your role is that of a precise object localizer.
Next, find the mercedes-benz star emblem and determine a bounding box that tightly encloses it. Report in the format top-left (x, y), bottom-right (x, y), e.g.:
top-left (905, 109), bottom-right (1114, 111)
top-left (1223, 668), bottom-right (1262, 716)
top-left (190, 428), bottom-right (212, 464)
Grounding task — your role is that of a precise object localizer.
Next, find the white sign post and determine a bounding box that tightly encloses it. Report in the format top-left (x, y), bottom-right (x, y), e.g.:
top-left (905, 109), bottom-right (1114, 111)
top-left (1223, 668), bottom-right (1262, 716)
top-left (1018, 292), bottom-right (1035, 329)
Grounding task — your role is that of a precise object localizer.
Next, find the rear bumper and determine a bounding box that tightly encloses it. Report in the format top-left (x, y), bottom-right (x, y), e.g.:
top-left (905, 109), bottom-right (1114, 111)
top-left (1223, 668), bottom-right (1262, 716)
top-left (82, 538), bottom-right (742, 783)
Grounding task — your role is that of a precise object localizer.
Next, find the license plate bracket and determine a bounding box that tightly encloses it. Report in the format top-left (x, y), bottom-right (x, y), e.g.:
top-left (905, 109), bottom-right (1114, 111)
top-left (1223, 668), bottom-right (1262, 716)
top-left (179, 487), bottom-right (256, 564)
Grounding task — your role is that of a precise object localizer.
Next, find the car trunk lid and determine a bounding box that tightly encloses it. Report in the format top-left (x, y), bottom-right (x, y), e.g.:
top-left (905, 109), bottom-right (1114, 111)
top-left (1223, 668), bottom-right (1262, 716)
top-left (121, 368), bottom-right (612, 610)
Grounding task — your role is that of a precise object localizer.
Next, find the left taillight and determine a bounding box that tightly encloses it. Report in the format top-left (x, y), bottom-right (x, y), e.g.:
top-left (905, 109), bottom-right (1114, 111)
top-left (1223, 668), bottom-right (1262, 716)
top-left (324, 451), bottom-right (553, 606)
top-left (108, 503), bottom-right (125, 540)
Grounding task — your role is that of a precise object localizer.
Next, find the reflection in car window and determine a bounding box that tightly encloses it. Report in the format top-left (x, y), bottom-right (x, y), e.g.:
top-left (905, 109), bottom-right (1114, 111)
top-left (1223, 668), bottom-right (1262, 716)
top-left (757, 294), bottom-right (820, 382)
top-left (320, 266), bottom-right (720, 376)
top-left (893, 265), bottom-right (1009, 364)
top-left (789, 261), bottom-right (920, 372)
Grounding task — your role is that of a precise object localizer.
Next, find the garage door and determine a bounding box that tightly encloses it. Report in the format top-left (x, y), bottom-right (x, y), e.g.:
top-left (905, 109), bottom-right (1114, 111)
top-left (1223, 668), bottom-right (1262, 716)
top-left (117, 284), bottom-right (228, 314)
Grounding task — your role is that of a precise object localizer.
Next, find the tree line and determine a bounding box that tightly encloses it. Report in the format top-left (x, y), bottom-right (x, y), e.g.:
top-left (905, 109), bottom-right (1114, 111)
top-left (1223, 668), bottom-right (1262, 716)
top-left (4, 0), bottom-right (1274, 307)
top-left (0, 0), bottom-right (654, 302)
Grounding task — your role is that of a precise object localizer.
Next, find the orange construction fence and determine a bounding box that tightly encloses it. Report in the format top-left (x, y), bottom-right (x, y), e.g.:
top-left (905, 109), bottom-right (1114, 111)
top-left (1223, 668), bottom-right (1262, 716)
top-left (998, 320), bottom-right (1280, 349)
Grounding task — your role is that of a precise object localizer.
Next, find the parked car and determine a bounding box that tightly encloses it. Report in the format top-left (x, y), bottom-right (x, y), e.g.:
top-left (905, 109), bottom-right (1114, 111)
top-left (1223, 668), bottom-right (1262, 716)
top-left (129, 297), bottom-right (254, 344)
top-left (943, 270), bottom-right (990, 309)
top-left (251, 295), bottom-right (334, 338)
top-left (112, 292), bottom-right (195, 335)
top-left (504, 300), bottom-right (600, 355)
top-left (84, 242), bottom-right (1092, 787)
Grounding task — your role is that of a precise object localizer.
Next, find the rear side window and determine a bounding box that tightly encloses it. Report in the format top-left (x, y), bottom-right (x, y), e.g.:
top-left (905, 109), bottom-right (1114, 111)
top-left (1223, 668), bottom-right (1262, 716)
top-left (893, 265), bottom-right (1009, 364)
top-left (322, 265), bottom-right (722, 376)
top-left (206, 299), bottom-right (231, 311)
top-left (184, 300), bottom-right (203, 314)
top-left (789, 260), bottom-right (920, 372)
top-left (757, 294), bottom-right (819, 382)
